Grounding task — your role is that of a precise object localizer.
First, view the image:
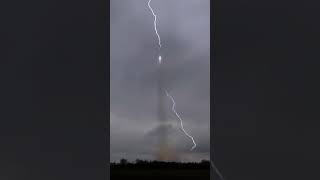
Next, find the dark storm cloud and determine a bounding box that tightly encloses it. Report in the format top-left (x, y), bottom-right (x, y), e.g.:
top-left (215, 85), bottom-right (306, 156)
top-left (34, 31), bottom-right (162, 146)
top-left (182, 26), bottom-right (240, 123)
top-left (111, 0), bottom-right (210, 162)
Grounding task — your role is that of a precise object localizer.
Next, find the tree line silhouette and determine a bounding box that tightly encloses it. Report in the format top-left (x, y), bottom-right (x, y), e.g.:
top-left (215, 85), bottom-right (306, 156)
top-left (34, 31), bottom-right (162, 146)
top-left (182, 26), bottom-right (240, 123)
top-left (111, 159), bottom-right (210, 170)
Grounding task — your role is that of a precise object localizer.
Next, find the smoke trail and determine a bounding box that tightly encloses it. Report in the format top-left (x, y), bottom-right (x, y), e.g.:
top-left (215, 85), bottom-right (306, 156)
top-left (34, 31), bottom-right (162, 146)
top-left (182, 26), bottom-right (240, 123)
top-left (165, 90), bottom-right (197, 150)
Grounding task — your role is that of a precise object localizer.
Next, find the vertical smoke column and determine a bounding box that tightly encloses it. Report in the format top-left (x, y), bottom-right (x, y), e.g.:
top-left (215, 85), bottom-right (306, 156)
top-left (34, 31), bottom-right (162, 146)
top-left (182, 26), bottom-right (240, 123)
top-left (156, 55), bottom-right (178, 161)
top-left (148, 0), bottom-right (188, 160)
top-left (148, 0), bottom-right (166, 160)
top-left (156, 55), bottom-right (168, 160)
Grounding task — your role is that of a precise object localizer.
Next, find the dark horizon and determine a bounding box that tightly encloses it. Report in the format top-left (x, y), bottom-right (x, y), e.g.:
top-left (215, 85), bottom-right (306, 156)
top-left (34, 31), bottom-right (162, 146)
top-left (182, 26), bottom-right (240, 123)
top-left (111, 159), bottom-right (210, 180)
top-left (110, 159), bottom-right (210, 164)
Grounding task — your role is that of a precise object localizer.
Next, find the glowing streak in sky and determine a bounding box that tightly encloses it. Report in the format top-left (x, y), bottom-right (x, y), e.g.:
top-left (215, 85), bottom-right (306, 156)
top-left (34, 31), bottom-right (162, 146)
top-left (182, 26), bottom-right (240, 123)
top-left (165, 90), bottom-right (197, 150)
top-left (147, 0), bottom-right (161, 48)
top-left (165, 89), bottom-right (196, 151)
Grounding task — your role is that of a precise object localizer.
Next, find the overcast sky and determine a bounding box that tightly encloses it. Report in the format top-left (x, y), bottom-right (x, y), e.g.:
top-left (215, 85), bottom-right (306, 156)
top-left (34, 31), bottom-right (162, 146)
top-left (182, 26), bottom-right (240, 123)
top-left (110, 0), bottom-right (210, 162)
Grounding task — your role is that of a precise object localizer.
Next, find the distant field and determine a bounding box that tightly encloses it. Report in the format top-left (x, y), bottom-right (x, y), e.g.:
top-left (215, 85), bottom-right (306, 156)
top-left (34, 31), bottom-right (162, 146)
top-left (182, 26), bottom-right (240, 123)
top-left (111, 169), bottom-right (209, 180)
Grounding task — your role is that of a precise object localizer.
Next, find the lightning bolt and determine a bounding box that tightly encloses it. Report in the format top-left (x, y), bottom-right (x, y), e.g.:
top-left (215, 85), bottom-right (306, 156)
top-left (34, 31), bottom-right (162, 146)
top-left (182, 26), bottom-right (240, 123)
top-left (165, 90), bottom-right (197, 150)
top-left (147, 0), bottom-right (161, 49)
top-left (147, 0), bottom-right (196, 151)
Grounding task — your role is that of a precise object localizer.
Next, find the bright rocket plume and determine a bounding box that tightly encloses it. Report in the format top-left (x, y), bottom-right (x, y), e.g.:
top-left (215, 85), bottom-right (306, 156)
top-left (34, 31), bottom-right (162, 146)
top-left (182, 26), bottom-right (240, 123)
top-left (147, 0), bottom-right (196, 151)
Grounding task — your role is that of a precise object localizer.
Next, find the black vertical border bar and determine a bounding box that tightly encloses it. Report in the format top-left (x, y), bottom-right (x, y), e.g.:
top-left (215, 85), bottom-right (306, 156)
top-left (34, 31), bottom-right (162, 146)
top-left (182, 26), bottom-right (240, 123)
top-left (211, 0), bottom-right (217, 179)
top-left (0, 0), bottom-right (109, 179)
top-left (106, 0), bottom-right (110, 179)
top-left (210, 0), bottom-right (307, 179)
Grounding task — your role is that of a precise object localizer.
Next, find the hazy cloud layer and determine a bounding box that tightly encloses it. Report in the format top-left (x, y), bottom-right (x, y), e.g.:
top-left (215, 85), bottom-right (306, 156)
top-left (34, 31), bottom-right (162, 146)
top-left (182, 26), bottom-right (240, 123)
top-left (111, 0), bottom-right (210, 162)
